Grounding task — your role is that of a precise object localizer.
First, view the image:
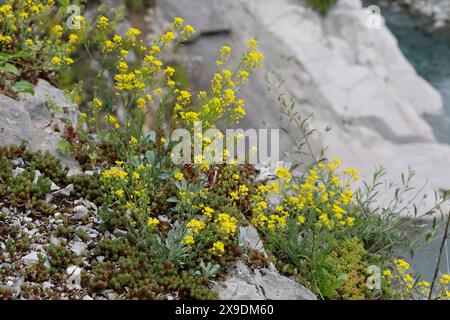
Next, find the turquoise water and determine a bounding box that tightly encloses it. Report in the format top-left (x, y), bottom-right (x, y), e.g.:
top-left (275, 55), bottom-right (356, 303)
top-left (365, 1), bottom-right (450, 144)
top-left (362, 1), bottom-right (450, 280)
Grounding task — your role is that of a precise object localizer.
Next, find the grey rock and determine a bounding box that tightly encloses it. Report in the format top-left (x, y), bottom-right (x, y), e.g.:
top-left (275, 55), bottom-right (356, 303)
top-left (13, 167), bottom-right (25, 177)
top-left (22, 251), bottom-right (48, 266)
top-left (214, 261), bottom-right (316, 300)
top-left (43, 281), bottom-right (54, 290)
top-left (70, 241), bottom-right (87, 256)
top-left (12, 276), bottom-right (25, 297)
top-left (159, 0), bottom-right (231, 37)
top-left (113, 228), bottom-right (128, 238)
top-left (239, 225), bottom-right (266, 254)
top-left (1, 207), bottom-right (10, 215)
top-left (72, 205), bottom-right (89, 220)
top-left (74, 199), bottom-right (98, 213)
top-left (50, 235), bottom-right (60, 246)
top-left (12, 158), bottom-right (25, 168)
top-left (50, 182), bottom-right (60, 191)
top-left (52, 184), bottom-right (74, 198)
top-left (32, 170), bottom-right (42, 184)
top-left (0, 80), bottom-right (81, 174)
top-left (158, 215), bottom-right (170, 223)
top-left (66, 265), bottom-right (82, 289)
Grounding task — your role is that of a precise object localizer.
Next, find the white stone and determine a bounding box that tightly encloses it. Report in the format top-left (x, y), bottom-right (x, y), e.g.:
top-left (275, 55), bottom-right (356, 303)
top-left (70, 241), bottom-right (87, 256)
top-left (72, 205), bottom-right (88, 220)
top-left (22, 251), bottom-right (47, 266)
top-left (66, 265), bottom-right (82, 290)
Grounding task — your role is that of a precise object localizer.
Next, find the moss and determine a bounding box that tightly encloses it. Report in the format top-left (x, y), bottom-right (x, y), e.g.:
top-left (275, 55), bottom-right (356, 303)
top-left (47, 244), bottom-right (81, 271)
top-left (69, 173), bottom-right (104, 203)
top-left (0, 159), bottom-right (53, 216)
top-left (306, 0), bottom-right (338, 15)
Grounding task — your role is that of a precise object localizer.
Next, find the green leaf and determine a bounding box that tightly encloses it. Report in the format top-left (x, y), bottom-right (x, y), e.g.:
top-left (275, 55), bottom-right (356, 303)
top-left (57, 139), bottom-right (71, 155)
top-left (0, 63), bottom-right (20, 76)
top-left (167, 197), bottom-right (178, 203)
top-left (146, 150), bottom-right (156, 164)
top-left (14, 80), bottom-right (34, 95)
top-left (88, 152), bottom-right (99, 160)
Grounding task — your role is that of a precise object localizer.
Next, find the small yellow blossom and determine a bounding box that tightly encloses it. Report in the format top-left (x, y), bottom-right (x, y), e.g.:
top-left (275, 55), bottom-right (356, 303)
top-left (175, 172), bottom-right (184, 181)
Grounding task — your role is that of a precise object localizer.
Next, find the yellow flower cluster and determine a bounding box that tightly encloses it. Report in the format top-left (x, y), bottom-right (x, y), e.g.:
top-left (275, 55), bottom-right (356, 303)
top-left (88, 16), bottom-right (198, 139)
top-left (174, 38), bottom-right (264, 128)
top-left (215, 213), bottom-right (237, 239)
top-left (102, 166), bottom-right (128, 180)
top-left (210, 241), bottom-right (225, 256)
top-left (186, 219), bottom-right (206, 234)
top-left (252, 158), bottom-right (359, 233)
top-left (1, 1), bottom-right (80, 83)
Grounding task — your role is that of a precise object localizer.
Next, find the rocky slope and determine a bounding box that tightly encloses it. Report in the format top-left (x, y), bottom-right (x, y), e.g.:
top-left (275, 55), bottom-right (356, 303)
top-left (159, 0), bottom-right (450, 215)
top-left (0, 80), bottom-right (81, 175)
top-left (0, 80), bottom-right (315, 300)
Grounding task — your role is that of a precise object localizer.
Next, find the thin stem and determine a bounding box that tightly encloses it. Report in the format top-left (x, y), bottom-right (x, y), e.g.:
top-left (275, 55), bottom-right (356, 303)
top-left (429, 212), bottom-right (450, 300)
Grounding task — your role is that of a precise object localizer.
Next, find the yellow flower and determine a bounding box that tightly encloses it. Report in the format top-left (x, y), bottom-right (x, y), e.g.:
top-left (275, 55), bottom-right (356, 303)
top-left (147, 217), bottom-right (159, 228)
top-left (133, 172), bottom-right (140, 179)
top-left (346, 217), bottom-right (355, 227)
top-left (161, 31), bottom-right (175, 43)
top-left (126, 28), bottom-right (141, 38)
top-left (52, 25), bottom-right (63, 37)
top-left (418, 280), bottom-right (430, 287)
top-left (202, 206), bottom-right (214, 219)
top-left (275, 167), bottom-right (291, 182)
top-left (115, 189), bottom-right (124, 198)
top-left (175, 172), bottom-right (184, 181)
top-left (69, 34), bottom-right (79, 44)
top-left (172, 17), bottom-right (184, 29)
top-left (103, 40), bottom-right (114, 52)
top-left (383, 270), bottom-right (392, 277)
top-left (238, 70), bottom-right (249, 83)
top-left (215, 213), bottom-right (237, 237)
top-left (113, 34), bottom-right (122, 44)
top-left (117, 61), bottom-right (128, 73)
top-left (136, 97), bottom-right (146, 109)
top-left (97, 16), bottom-right (109, 29)
top-left (220, 45), bottom-right (232, 58)
top-left (181, 24), bottom-right (195, 38)
top-left (165, 66), bottom-right (175, 77)
top-left (184, 235), bottom-right (195, 245)
top-left (440, 274), bottom-right (450, 285)
top-left (210, 241), bottom-right (225, 255)
top-left (404, 274), bottom-right (414, 283)
top-left (239, 184), bottom-right (249, 196)
top-left (394, 259), bottom-right (410, 271)
top-left (65, 57), bottom-right (74, 65)
top-left (230, 191), bottom-right (239, 201)
top-left (186, 219), bottom-right (206, 234)
top-left (93, 98), bottom-right (103, 109)
top-left (51, 56), bottom-right (61, 66)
